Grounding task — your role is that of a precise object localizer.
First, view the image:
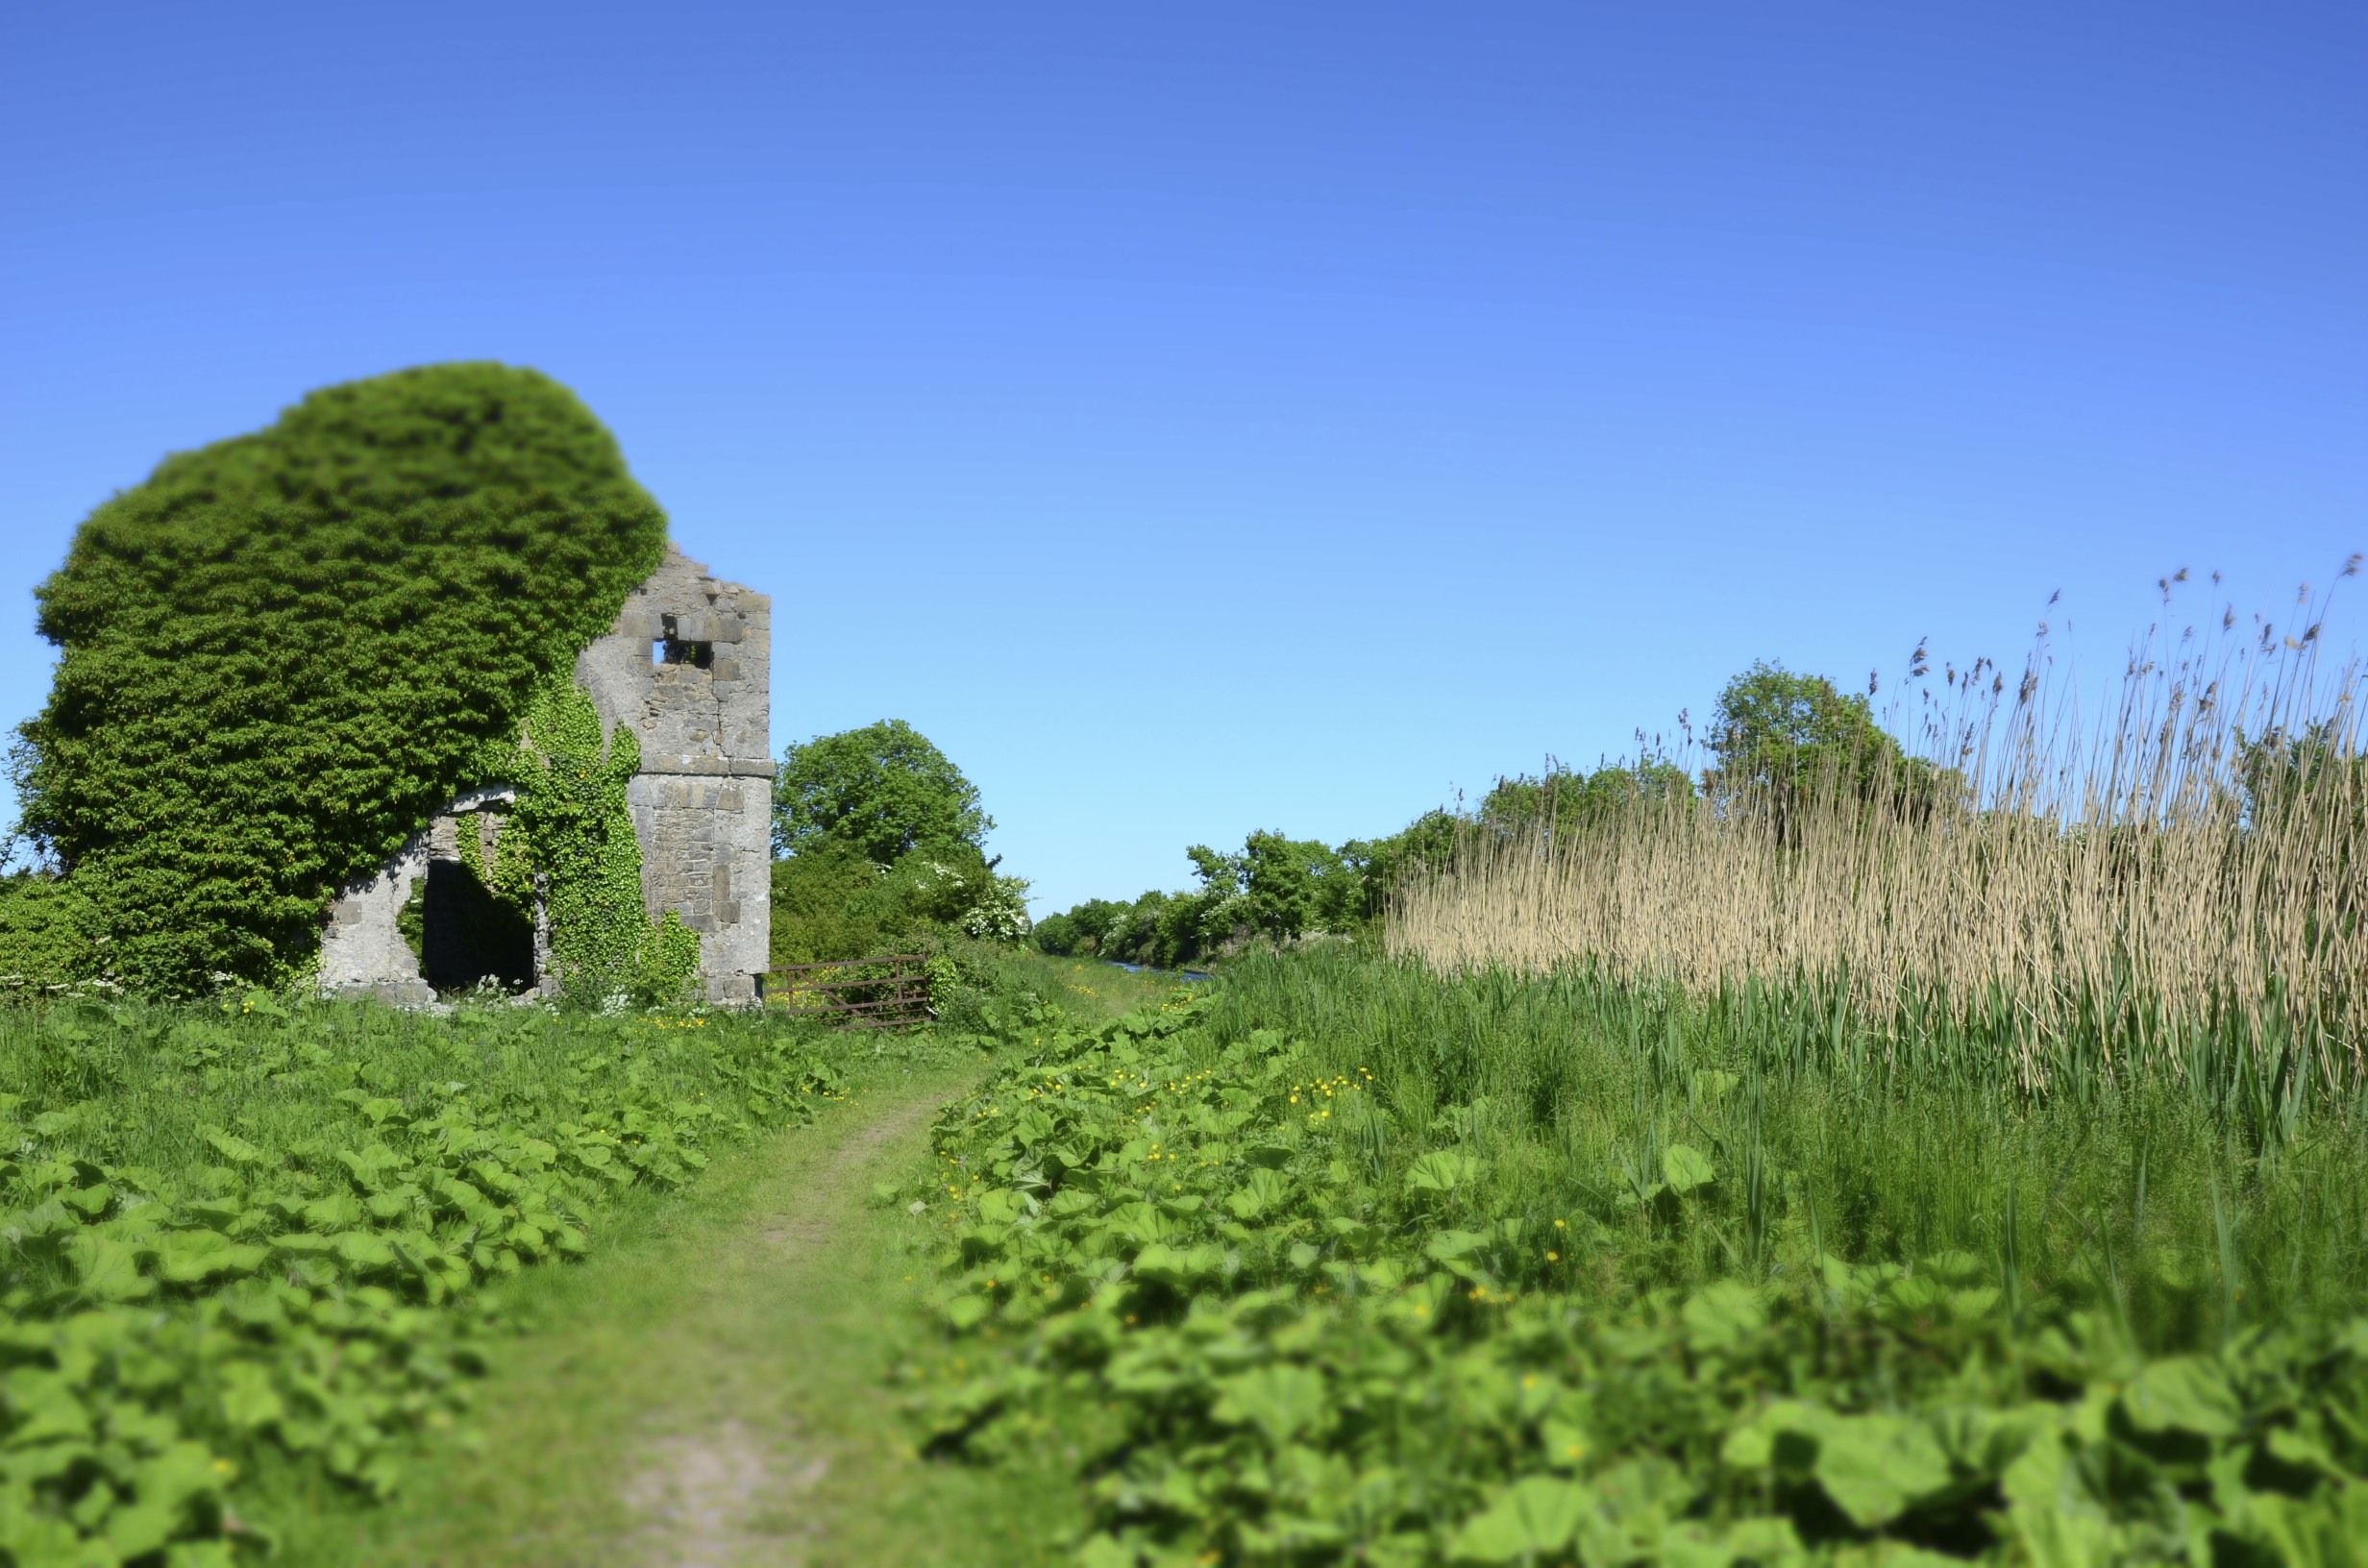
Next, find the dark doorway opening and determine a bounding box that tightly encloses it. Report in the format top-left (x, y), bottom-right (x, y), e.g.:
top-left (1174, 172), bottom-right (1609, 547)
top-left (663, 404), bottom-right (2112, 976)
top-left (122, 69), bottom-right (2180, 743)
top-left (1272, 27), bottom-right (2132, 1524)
top-left (420, 858), bottom-right (536, 993)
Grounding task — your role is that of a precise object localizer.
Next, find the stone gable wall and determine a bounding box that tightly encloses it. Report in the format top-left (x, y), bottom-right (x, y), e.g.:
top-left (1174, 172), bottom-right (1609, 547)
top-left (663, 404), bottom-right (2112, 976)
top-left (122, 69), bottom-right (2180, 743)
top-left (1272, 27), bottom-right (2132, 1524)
top-left (578, 547), bottom-right (773, 1001)
top-left (319, 547), bottom-right (772, 1005)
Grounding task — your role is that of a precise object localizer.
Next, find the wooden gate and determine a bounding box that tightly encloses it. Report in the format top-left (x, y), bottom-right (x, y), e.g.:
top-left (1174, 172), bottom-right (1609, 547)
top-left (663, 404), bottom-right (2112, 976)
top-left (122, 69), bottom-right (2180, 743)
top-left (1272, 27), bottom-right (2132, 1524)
top-left (767, 955), bottom-right (933, 1028)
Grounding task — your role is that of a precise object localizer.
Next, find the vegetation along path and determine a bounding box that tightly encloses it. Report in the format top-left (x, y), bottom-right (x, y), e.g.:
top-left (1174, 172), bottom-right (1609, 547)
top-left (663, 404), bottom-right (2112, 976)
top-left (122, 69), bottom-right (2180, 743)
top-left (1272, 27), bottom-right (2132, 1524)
top-left (276, 1050), bottom-right (1079, 1567)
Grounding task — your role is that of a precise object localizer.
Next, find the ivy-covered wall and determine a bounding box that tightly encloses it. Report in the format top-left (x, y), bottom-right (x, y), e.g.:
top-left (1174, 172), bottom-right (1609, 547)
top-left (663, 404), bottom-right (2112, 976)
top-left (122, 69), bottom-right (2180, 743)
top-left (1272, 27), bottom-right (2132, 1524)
top-left (487, 678), bottom-right (703, 1003)
top-left (14, 364), bottom-right (669, 994)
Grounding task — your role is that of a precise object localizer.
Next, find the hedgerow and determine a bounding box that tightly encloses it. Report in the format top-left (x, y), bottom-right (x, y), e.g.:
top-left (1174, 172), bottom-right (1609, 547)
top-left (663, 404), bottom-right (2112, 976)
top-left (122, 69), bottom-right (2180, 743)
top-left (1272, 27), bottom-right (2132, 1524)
top-left (0, 994), bottom-right (847, 1561)
top-left (904, 996), bottom-right (2368, 1564)
top-left (13, 364), bottom-right (668, 994)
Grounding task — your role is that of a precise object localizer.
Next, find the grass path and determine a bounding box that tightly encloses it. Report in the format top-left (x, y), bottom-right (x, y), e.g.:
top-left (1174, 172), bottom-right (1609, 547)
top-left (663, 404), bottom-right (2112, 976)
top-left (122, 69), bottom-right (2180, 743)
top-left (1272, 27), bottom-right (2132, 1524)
top-left (270, 1056), bottom-right (1079, 1567)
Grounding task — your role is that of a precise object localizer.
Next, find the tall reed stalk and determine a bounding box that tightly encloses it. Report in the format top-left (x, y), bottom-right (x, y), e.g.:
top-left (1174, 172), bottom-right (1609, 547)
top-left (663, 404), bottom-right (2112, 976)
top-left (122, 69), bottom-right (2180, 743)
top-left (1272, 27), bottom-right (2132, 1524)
top-left (1393, 585), bottom-right (2368, 1091)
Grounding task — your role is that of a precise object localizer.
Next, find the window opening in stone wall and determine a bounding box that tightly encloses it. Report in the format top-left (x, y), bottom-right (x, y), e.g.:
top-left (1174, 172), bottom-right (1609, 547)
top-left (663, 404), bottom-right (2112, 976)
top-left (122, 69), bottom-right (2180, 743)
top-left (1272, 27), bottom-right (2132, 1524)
top-left (653, 613), bottom-right (714, 669)
top-left (419, 856), bottom-right (535, 993)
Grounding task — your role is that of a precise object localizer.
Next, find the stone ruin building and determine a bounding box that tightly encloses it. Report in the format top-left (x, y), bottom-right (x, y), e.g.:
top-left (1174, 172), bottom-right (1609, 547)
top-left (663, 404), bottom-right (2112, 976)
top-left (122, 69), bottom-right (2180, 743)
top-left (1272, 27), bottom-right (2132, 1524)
top-left (317, 547), bottom-right (772, 1005)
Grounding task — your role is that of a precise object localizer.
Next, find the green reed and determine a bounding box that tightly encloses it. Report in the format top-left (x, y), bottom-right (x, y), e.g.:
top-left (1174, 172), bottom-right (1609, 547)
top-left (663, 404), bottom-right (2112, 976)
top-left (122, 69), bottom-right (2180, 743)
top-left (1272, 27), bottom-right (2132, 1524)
top-left (1204, 944), bottom-right (2368, 1349)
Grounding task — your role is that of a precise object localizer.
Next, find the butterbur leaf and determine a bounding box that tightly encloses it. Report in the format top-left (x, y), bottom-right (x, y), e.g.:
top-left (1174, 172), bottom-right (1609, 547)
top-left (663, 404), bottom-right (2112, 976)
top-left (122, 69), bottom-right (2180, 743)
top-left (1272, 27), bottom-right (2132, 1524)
top-left (1074, 1535), bottom-right (1139, 1568)
top-left (204, 1128), bottom-right (268, 1168)
top-left (2007, 1503), bottom-right (2116, 1568)
top-left (60, 1183), bottom-right (112, 1220)
top-left (2247, 1484), bottom-right (2368, 1568)
top-left (1424, 1230), bottom-right (1488, 1262)
top-left (107, 1498), bottom-right (182, 1559)
top-left (1682, 1280), bottom-right (1767, 1355)
top-left (1663, 1143), bottom-right (1715, 1194)
top-left (66, 1232), bottom-right (155, 1302)
top-left (1447, 1476), bottom-right (1590, 1562)
top-left (2122, 1356), bottom-right (2244, 1438)
top-left (218, 1361), bottom-right (284, 1432)
top-left (333, 1231), bottom-right (397, 1270)
top-left (3, 1366), bottom-right (95, 1444)
top-left (1407, 1152), bottom-right (1483, 1194)
top-left (1131, 1242), bottom-right (1191, 1284)
top-left (1212, 1364), bottom-right (1328, 1446)
top-left (156, 1229), bottom-right (268, 1285)
top-left (1813, 1411), bottom-right (1954, 1527)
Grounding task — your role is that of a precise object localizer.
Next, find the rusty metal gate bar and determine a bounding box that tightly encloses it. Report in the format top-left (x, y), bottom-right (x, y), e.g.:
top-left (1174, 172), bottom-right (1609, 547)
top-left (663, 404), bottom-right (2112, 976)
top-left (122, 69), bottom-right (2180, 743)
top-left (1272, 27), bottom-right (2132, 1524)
top-left (768, 954), bottom-right (933, 1028)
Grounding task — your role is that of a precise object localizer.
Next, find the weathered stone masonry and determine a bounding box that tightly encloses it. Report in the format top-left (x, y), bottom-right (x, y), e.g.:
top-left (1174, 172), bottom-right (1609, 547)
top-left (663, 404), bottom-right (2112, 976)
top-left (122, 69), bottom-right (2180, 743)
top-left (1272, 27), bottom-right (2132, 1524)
top-left (318, 547), bottom-right (772, 1005)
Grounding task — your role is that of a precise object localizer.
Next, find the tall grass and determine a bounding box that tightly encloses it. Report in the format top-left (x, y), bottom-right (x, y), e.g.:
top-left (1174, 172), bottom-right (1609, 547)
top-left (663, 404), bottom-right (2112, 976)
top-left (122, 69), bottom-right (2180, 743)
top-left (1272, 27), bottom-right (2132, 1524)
top-left (1209, 945), bottom-right (2368, 1344)
top-left (1394, 586), bottom-right (2368, 1094)
top-left (1192, 585), bottom-right (2368, 1344)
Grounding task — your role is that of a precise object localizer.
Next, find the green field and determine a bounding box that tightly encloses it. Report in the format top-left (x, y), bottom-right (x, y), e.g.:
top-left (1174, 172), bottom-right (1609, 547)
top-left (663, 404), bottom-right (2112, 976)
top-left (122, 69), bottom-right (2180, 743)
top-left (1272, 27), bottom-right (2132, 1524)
top-left (11, 943), bottom-right (2368, 1565)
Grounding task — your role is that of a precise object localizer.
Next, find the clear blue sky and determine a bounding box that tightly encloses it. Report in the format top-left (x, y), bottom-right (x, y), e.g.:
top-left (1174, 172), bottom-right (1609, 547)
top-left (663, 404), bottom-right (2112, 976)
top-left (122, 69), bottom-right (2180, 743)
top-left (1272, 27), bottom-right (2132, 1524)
top-left (4, 3), bottom-right (2362, 914)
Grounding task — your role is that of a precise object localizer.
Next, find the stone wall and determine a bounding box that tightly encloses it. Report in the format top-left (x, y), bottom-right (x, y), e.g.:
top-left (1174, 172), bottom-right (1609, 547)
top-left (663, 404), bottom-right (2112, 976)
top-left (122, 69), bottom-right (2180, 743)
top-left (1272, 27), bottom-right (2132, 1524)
top-left (317, 786), bottom-right (520, 1005)
top-left (576, 546), bottom-right (773, 1003)
top-left (320, 546), bottom-right (772, 1006)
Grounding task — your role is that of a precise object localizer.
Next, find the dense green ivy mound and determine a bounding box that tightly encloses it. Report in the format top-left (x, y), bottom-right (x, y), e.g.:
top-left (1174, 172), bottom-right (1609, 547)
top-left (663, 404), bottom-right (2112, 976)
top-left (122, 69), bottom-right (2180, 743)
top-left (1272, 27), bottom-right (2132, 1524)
top-left (17, 364), bottom-right (668, 993)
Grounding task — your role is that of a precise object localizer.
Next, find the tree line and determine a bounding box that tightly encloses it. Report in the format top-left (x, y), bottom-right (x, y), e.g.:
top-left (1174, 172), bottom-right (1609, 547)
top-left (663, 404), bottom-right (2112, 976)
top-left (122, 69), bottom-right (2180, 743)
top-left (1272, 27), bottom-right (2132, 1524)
top-left (1032, 659), bottom-right (1934, 968)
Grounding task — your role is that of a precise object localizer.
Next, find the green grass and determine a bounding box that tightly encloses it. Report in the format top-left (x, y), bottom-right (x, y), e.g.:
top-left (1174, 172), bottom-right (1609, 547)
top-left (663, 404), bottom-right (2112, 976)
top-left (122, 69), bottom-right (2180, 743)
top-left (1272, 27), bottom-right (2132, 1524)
top-left (268, 1054), bottom-right (1077, 1566)
top-left (0, 991), bottom-right (1002, 1562)
top-left (1202, 945), bottom-right (2368, 1342)
top-left (900, 955), bottom-right (2368, 1563)
top-left (999, 952), bottom-right (1184, 1021)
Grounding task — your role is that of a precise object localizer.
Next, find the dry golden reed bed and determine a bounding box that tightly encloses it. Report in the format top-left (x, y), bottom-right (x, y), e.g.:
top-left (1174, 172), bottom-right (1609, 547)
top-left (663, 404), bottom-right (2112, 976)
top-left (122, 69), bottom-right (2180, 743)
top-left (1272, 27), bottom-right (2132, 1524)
top-left (1392, 577), bottom-right (2368, 1085)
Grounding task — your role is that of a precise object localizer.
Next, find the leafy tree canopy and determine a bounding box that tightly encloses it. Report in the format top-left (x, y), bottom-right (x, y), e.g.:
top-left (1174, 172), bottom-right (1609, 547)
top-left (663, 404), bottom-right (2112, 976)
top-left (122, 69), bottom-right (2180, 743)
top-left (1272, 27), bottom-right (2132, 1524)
top-left (771, 720), bottom-right (992, 865)
top-left (1475, 759), bottom-right (1695, 844)
top-left (14, 363), bottom-right (669, 993)
top-left (1707, 661), bottom-right (1904, 798)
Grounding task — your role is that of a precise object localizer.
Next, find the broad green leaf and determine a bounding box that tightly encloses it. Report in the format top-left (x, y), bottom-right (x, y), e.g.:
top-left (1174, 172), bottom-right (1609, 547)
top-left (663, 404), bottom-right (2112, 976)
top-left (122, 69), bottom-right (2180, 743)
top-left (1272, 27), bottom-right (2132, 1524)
top-left (65, 1232), bottom-right (155, 1302)
top-left (2, 1367), bottom-right (94, 1444)
top-left (2248, 1484), bottom-right (2368, 1568)
top-left (1447, 1476), bottom-right (1591, 1562)
top-left (219, 1361), bottom-right (284, 1432)
top-left (155, 1229), bottom-right (268, 1285)
top-left (2006, 1503), bottom-right (2117, 1568)
top-left (1720, 1399), bottom-right (1833, 1471)
top-left (1813, 1411), bottom-right (1953, 1528)
top-left (1074, 1535), bottom-right (1136, 1568)
top-left (1131, 1242), bottom-right (1190, 1285)
top-left (203, 1127), bottom-right (268, 1167)
top-left (2121, 1356), bottom-right (2243, 1438)
top-left (59, 1183), bottom-right (111, 1220)
top-left (1407, 1152), bottom-right (1483, 1194)
top-left (333, 1231), bottom-right (397, 1269)
top-left (1663, 1143), bottom-right (1715, 1194)
top-left (1424, 1229), bottom-right (1489, 1262)
top-left (1691, 1069), bottom-right (1739, 1102)
top-left (1720, 1516), bottom-right (1805, 1564)
top-left (1682, 1281), bottom-right (1766, 1355)
top-left (105, 1498), bottom-right (180, 1559)
top-left (1212, 1364), bottom-right (1328, 1446)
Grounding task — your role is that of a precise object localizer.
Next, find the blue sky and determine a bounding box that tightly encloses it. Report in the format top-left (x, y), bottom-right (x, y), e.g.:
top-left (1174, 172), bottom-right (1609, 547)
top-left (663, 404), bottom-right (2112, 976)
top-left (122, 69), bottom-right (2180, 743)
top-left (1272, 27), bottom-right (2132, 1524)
top-left (4, 2), bottom-right (2362, 914)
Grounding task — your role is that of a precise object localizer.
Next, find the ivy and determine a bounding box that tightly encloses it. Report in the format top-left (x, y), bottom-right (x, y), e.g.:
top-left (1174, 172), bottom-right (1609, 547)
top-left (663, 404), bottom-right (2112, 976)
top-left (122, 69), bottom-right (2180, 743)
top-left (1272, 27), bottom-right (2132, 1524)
top-left (474, 679), bottom-right (703, 1005)
top-left (14, 364), bottom-right (668, 994)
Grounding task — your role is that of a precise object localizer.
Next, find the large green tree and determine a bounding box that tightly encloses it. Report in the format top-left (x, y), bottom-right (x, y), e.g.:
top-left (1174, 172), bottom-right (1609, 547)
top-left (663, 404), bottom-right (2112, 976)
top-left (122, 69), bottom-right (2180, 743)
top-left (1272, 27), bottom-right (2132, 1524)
top-left (771, 720), bottom-right (992, 865)
top-left (15, 363), bottom-right (668, 993)
top-left (1707, 660), bottom-right (1902, 799)
top-left (1476, 759), bottom-right (1695, 845)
